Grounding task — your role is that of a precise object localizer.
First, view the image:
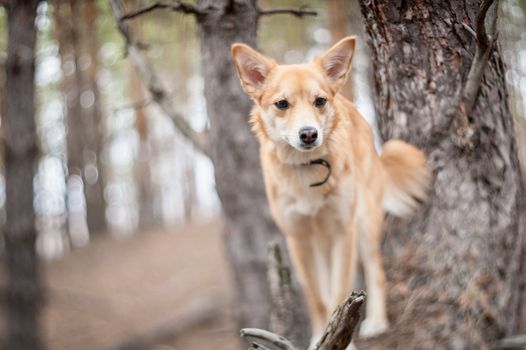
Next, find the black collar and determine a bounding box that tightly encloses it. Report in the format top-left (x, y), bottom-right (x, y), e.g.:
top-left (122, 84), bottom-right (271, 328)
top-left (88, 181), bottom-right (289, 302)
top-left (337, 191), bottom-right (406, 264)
top-left (307, 158), bottom-right (332, 187)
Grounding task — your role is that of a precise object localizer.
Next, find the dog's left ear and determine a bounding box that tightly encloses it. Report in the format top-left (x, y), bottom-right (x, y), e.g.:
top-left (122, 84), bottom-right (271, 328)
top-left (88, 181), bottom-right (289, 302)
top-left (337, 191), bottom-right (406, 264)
top-left (315, 36), bottom-right (356, 92)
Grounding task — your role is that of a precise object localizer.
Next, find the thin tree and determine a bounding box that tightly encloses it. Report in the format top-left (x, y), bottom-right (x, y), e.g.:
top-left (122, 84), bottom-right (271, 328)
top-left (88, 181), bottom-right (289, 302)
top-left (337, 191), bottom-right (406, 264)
top-left (54, 0), bottom-right (107, 236)
top-left (356, 0), bottom-right (525, 348)
top-left (3, 0), bottom-right (44, 349)
top-left (83, 0), bottom-right (107, 234)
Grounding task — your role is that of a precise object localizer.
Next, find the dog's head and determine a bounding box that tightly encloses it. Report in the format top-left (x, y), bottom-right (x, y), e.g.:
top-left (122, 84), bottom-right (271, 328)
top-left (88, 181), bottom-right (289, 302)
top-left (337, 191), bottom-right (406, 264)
top-left (231, 37), bottom-right (355, 156)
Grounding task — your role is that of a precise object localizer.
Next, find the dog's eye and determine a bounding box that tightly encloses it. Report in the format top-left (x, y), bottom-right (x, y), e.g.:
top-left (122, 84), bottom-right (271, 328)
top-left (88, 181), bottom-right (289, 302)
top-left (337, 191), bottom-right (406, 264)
top-left (274, 99), bottom-right (289, 110)
top-left (315, 97), bottom-right (327, 108)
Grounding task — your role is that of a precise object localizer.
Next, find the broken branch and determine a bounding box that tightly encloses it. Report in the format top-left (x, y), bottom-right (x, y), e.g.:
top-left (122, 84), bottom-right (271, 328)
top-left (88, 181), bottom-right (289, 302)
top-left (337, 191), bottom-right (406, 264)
top-left (108, 0), bottom-right (209, 157)
top-left (119, 1), bottom-right (204, 21)
top-left (240, 291), bottom-right (365, 350)
top-left (315, 291), bottom-right (365, 350)
top-left (258, 6), bottom-right (317, 18)
top-left (462, 0), bottom-right (498, 119)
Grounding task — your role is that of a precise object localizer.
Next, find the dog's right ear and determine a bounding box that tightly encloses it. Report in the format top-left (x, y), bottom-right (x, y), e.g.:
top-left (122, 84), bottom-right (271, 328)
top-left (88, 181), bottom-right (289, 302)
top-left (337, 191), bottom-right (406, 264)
top-left (231, 43), bottom-right (276, 96)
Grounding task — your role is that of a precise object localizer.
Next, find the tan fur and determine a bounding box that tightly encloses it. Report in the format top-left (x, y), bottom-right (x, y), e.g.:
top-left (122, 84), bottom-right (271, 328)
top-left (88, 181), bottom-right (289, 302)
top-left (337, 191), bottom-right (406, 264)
top-left (231, 37), bottom-right (430, 344)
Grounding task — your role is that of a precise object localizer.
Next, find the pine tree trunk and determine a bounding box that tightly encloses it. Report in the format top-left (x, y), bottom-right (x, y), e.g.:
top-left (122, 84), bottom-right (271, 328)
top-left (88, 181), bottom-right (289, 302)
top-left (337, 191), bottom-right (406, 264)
top-left (195, 1), bottom-right (309, 344)
top-left (4, 0), bottom-right (44, 348)
top-left (357, 1), bottom-right (524, 348)
top-left (55, 0), bottom-right (107, 236)
top-left (54, 0), bottom-right (88, 239)
top-left (83, 0), bottom-right (107, 234)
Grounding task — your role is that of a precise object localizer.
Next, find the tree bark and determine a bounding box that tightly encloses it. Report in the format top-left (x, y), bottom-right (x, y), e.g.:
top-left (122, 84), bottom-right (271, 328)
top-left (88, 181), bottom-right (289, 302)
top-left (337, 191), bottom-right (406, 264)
top-left (357, 1), bottom-right (524, 349)
top-left (195, 0), bottom-right (309, 342)
top-left (4, 0), bottom-right (44, 348)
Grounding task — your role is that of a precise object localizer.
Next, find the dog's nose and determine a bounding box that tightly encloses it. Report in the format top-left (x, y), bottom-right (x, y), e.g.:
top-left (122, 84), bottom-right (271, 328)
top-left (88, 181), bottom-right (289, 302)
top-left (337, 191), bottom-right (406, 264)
top-left (299, 127), bottom-right (318, 145)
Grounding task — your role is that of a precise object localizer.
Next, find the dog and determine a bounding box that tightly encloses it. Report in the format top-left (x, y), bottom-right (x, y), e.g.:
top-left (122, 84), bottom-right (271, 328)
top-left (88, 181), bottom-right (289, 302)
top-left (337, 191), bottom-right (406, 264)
top-left (231, 37), bottom-right (430, 345)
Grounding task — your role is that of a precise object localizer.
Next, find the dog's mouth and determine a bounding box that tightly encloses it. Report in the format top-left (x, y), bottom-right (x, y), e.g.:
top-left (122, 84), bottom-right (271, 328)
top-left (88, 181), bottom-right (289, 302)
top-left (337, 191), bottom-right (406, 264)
top-left (294, 141), bottom-right (322, 152)
top-left (299, 144), bottom-right (316, 151)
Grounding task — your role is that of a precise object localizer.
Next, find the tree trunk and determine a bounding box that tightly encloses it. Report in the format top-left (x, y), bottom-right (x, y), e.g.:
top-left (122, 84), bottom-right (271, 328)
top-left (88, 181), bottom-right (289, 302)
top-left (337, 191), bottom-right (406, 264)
top-left (195, 1), bottom-right (309, 344)
top-left (357, 1), bottom-right (524, 349)
top-left (4, 0), bottom-right (44, 348)
top-left (129, 62), bottom-right (156, 229)
top-left (83, 0), bottom-right (107, 234)
top-left (54, 0), bottom-right (88, 240)
top-left (55, 0), bottom-right (106, 237)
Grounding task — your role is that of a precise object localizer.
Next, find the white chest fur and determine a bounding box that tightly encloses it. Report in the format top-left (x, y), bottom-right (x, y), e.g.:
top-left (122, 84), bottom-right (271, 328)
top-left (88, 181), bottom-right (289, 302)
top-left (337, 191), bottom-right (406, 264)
top-left (280, 187), bottom-right (328, 217)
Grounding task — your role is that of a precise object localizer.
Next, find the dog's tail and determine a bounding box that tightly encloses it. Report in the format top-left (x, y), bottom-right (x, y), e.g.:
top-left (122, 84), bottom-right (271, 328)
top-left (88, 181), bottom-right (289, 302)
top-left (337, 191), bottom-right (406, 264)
top-left (380, 140), bottom-right (431, 218)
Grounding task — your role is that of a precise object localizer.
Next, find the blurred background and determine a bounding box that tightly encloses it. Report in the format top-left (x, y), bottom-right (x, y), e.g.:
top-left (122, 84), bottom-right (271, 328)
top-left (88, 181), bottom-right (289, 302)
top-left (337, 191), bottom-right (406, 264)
top-left (0, 0), bottom-right (525, 349)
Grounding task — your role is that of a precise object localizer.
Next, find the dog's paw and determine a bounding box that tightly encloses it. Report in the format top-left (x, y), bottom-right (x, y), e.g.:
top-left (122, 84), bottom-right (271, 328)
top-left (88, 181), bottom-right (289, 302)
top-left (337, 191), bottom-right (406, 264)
top-left (359, 317), bottom-right (389, 338)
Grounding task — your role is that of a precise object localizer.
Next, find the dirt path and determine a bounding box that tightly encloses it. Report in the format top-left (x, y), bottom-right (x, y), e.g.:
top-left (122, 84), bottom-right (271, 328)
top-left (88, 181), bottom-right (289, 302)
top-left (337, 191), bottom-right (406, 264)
top-left (1, 220), bottom-right (241, 350)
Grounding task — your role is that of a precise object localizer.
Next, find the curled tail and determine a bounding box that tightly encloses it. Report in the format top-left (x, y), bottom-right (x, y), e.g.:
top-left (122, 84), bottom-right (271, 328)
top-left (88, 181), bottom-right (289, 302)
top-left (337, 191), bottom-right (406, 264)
top-left (381, 140), bottom-right (431, 218)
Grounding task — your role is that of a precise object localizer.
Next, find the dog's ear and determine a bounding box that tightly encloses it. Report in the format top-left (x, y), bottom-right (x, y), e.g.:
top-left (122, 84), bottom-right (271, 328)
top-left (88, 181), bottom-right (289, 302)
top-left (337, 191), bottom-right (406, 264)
top-left (231, 43), bottom-right (276, 96)
top-left (315, 36), bottom-right (356, 92)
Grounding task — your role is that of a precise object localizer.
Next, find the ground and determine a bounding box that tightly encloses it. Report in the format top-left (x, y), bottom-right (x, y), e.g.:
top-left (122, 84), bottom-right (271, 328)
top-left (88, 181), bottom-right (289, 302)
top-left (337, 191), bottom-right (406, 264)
top-left (1, 219), bottom-right (242, 350)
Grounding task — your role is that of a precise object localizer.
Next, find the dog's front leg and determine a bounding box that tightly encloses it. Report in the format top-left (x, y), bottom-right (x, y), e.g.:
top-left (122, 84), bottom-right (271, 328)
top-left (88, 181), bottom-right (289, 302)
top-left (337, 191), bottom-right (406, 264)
top-left (285, 235), bottom-right (327, 345)
top-left (357, 204), bottom-right (389, 338)
top-left (329, 229), bottom-right (358, 314)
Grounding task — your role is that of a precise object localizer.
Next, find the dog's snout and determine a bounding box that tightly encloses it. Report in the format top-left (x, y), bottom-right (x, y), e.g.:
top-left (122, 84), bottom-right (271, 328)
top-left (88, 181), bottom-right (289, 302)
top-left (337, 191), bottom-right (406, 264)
top-left (299, 127), bottom-right (318, 145)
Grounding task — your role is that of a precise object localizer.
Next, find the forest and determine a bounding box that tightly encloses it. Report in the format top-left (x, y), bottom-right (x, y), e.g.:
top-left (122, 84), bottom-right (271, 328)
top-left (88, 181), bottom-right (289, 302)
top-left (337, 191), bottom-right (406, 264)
top-left (1, 0), bottom-right (526, 349)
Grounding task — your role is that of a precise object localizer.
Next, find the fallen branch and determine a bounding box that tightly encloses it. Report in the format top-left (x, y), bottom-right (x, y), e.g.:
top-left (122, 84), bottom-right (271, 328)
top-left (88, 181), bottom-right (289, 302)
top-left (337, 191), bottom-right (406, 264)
top-left (119, 1), bottom-right (204, 21)
top-left (108, 0), bottom-right (210, 157)
top-left (241, 291), bottom-right (365, 350)
top-left (241, 329), bottom-right (297, 350)
top-left (460, 0), bottom-right (498, 137)
top-left (258, 6), bottom-right (317, 18)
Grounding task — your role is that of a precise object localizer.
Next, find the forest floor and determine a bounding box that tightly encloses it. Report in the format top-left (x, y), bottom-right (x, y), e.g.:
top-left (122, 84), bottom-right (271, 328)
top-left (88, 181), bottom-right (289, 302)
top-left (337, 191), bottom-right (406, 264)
top-left (0, 219), bottom-right (242, 350)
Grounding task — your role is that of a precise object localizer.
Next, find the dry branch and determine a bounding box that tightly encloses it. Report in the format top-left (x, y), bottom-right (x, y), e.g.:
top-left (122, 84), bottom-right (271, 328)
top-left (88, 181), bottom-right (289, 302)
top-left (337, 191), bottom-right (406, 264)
top-left (315, 291), bottom-right (365, 350)
top-left (108, 0), bottom-right (209, 157)
top-left (267, 242), bottom-right (309, 348)
top-left (461, 0), bottom-right (498, 128)
top-left (241, 291), bottom-right (365, 350)
top-left (241, 329), bottom-right (298, 350)
top-left (119, 1), bottom-right (204, 21)
top-left (258, 6), bottom-right (317, 18)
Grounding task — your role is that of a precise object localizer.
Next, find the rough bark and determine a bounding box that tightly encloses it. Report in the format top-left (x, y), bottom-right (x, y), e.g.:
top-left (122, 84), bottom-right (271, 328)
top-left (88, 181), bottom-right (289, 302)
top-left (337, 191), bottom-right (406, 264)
top-left (195, 0), bottom-right (308, 338)
top-left (357, 1), bottom-right (525, 349)
top-left (3, 0), bottom-right (44, 348)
